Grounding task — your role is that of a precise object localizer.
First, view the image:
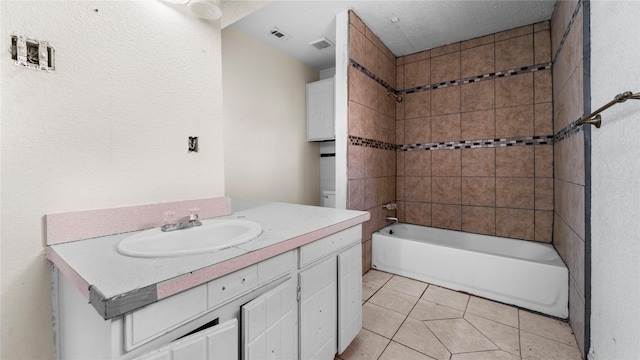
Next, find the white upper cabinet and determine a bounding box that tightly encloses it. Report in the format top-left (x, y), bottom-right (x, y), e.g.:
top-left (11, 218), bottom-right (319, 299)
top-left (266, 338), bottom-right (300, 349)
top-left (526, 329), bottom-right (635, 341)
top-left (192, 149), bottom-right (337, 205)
top-left (306, 77), bottom-right (335, 141)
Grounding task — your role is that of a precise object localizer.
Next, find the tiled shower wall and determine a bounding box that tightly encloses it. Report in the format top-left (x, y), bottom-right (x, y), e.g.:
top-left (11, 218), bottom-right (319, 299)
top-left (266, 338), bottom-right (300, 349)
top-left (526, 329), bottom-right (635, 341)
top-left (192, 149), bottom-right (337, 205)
top-left (347, 12), bottom-right (557, 273)
top-left (347, 13), bottom-right (397, 273)
top-left (395, 23), bottom-right (554, 241)
top-left (551, 0), bottom-right (587, 356)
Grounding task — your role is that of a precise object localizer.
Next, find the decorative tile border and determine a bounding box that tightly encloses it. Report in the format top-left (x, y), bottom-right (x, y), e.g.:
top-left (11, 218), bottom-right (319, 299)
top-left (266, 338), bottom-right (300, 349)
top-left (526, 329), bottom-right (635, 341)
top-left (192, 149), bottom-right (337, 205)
top-left (349, 136), bottom-right (397, 151)
top-left (349, 135), bottom-right (554, 152)
top-left (555, 120), bottom-right (584, 143)
top-left (403, 63), bottom-right (552, 95)
top-left (350, 59), bottom-right (552, 97)
top-left (320, 153), bottom-right (336, 158)
top-left (350, 61), bottom-right (397, 95)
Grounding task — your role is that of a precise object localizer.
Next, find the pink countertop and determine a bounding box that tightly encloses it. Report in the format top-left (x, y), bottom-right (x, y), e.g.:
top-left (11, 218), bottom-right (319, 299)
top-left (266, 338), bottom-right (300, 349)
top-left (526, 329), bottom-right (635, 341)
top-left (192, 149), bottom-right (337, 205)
top-left (46, 199), bottom-right (369, 319)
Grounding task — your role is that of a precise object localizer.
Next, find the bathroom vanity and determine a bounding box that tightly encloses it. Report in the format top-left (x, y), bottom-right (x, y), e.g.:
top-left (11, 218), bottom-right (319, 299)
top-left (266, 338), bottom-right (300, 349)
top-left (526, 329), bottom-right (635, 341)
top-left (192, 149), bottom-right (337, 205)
top-left (47, 199), bottom-right (368, 360)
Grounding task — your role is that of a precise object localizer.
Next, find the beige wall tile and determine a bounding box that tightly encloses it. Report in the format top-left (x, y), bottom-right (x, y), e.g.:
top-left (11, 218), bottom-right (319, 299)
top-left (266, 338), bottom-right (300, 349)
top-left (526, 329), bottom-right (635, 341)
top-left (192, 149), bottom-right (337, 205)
top-left (362, 239), bottom-right (372, 274)
top-left (496, 73), bottom-right (534, 108)
top-left (535, 177), bottom-right (554, 210)
top-left (569, 280), bottom-right (586, 357)
top-left (495, 24), bottom-right (533, 42)
top-left (534, 29), bottom-right (552, 64)
top-left (431, 86), bottom-right (461, 116)
top-left (534, 102), bottom-right (553, 135)
top-left (496, 177), bottom-right (535, 209)
top-left (461, 34), bottom-right (495, 50)
top-left (405, 151), bottom-right (431, 177)
top-left (534, 20), bottom-right (550, 32)
top-left (350, 24), bottom-right (366, 66)
top-left (404, 50), bottom-right (430, 64)
top-left (535, 210), bottom-right (553, 243)
top-left (535, 145), bottom-right (553, 178)
top-left (405, 176), bottom-right (431, 203)
top-left (348, 144), bottom-right (365, 179)
top-left (433, 150), bottom-right (462, 176)
top-left (432, 204), bottom-right (462, 230)
top-left (462, 206), bottom-right (496, 235)
top-left (432, 177), bottom-right (461, 204)
top-left (462, 148), bottom-right (496, 177)
top-left (461, 43), bottom-right (495, 78)
top-left (431, 51), bottom-right (461, 84)
top-left (404, 59), bottom-right (431, 89)
top-left (496, 208), bottom-right (535, 240)
top-left (349, 11), bottom-right (366, 33)
top-left (461, 80), bottom-right (495, 112)
top-left (462, 177), bottom-right (496, 207)
top-left (496, 146), bottom-right (534, 177)
top-left (461, 109), bottom-right (495, 140)
top-left (495, 34), bottom-right (534, 72)
top-left (396, 64), bottom-right (405, 90)
top-left (405, 117), bottom-right (431, 144)
top-left (495, 104), bottom-right (534, 138)
top-left (396, 120), bottom-right (405, 145)
top-left (431, 42), bottom-right (461, 57)
top-left (432, 113), bottom-right (461, 143)
top-left (534, 70), bottom-right (553, 103)
top-left (349, 179), bottom-right (365, 210)
top-left (404, 91), bottom-right (431, 119)
top-left (405, 201), bottom-right (432, 226)
top-left (396, 175), bottom-right (405, 200)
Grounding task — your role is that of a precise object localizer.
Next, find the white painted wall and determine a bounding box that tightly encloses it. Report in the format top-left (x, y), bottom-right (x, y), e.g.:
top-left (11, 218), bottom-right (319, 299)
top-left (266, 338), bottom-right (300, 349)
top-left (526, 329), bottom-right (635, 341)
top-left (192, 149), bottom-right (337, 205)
top-left (222, 26), bottom-right (320, 205)
top-left (1, 1), bottom-right (224, 358)
top-left (589, 1), bottom-right (640, 359)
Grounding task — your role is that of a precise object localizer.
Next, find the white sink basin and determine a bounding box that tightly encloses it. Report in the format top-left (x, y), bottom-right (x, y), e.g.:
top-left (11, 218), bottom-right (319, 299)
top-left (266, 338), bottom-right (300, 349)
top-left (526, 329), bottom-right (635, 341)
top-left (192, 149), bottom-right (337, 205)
top-left (117, 219), bottom-right (262, 258)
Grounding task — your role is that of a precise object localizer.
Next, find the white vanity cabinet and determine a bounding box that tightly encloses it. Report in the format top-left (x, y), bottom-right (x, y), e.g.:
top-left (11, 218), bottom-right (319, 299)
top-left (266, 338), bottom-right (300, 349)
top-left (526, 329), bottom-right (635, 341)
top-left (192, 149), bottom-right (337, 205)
top-left (298, 225), bottom-right (362, 358)
top-left (52, 226), bottom-right (362, 360)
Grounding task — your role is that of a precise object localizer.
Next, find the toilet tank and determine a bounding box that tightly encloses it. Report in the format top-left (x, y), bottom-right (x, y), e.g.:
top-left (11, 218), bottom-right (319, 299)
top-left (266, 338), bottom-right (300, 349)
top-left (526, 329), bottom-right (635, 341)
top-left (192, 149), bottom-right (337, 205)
top-left (322, 191), bottom-right (336, 208)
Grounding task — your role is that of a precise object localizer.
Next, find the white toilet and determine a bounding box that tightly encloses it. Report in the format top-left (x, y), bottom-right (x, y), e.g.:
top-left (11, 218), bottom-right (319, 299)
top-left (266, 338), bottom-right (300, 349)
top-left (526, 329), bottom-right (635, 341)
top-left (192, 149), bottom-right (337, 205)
top-left (322, 190), bottom-right (336, 208)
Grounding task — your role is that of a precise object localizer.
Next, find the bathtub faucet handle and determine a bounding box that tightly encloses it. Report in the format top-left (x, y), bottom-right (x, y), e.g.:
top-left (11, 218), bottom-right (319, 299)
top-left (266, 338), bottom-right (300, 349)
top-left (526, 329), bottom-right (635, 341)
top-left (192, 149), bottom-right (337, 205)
top-left (382, 203), bottom-right (397, 210)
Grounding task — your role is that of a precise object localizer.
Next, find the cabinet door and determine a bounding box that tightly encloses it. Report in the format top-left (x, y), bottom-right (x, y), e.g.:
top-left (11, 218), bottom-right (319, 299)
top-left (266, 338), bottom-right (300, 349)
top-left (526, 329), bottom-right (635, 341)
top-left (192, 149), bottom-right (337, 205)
top-left (337, 243), bottom-right (362, 354)
top-left (132, 318), bottom-right (238, 360)
top-left (242, 277), bottom-right (297, 360)
top-left (306, 77), bottom-right (335, 141)
top-left (299, 256), bottom-right (337, 360)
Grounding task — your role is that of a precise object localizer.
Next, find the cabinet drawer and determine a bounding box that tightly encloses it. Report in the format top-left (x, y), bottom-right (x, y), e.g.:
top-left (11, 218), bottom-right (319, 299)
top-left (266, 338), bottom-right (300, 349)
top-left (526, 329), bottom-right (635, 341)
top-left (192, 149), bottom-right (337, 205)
top-left (257, 250), bottom-right (295, 285)
top-left (207, 265), bottom-right (258, 309)
top-left (125, 284), bottom-right (208, 351)
top-left (299, 225), bottom-right (361, 268)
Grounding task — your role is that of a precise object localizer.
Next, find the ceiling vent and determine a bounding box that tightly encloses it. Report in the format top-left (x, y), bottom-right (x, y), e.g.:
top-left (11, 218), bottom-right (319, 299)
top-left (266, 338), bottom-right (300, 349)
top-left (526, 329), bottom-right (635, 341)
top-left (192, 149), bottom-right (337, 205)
top-left (268, 28), bottom-right (290, 40)
top-left (308, 37), bottom-right (334, 50)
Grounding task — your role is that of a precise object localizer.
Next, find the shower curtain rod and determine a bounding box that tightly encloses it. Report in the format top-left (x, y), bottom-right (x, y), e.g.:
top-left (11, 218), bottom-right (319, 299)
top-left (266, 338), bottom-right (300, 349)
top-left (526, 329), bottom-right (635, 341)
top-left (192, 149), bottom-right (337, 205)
top-left (576, 90), bottom-right (640, 128)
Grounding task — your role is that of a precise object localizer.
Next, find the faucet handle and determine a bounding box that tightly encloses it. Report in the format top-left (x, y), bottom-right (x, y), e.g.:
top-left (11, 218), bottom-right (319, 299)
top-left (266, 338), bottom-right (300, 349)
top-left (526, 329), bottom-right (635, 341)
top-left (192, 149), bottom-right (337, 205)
top-left (189, 207), bottom-right (200, 221)
top-left (163, 211), bottom-right (176, 225)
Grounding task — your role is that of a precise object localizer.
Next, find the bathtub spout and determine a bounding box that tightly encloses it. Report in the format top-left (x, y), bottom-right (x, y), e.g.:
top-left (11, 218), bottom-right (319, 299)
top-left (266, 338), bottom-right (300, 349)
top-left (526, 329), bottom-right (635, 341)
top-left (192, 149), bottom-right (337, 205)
top-left (385, 216), bottom-right (398, 223)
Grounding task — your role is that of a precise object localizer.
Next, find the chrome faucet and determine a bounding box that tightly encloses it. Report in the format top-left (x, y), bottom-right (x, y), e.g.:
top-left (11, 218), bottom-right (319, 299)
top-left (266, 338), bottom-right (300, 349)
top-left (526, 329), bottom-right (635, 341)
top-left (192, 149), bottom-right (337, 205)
top-left (161, 209), bottom-right (202, 232)
top-left (385, 216), bottom-right (398, 224)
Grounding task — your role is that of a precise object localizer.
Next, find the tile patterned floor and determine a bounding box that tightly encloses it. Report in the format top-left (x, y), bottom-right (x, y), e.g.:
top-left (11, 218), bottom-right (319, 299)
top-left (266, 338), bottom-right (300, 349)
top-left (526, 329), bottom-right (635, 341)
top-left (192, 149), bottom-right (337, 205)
top-left (337, 270), bottom-right (582, 360)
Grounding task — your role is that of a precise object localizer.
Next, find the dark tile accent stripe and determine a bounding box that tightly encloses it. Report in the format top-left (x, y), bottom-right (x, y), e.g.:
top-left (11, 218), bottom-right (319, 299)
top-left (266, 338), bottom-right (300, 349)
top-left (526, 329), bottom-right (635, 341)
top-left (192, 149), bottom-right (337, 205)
top-left (554, 121), bottom-right (583, 143)
top-left (349, 135), bottom-right (554, 151)
top-left (552, 0), bottom-right (583, 65)
top-left (349, 136), bottom-right (397, 151)
top-left (350, 61), bottom-right (398, 95)
top-left (320, 153), bottom-right (336, 158)
top-left (403, 63), bottom-right (552, 95)
top-left (349, 59), bottom-right (551, 96)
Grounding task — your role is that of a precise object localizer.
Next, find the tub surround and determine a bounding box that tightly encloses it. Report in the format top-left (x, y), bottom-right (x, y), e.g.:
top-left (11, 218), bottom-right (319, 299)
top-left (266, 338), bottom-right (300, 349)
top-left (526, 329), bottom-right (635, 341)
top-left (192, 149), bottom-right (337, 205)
top-left (46, 198), bottom-right (369, 319)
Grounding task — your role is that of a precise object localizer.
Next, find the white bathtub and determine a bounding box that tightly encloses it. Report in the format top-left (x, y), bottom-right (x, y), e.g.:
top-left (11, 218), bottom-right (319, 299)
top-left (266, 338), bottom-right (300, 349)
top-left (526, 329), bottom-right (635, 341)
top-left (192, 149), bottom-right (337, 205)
top-left (372, 223), bottom-right (568, 318)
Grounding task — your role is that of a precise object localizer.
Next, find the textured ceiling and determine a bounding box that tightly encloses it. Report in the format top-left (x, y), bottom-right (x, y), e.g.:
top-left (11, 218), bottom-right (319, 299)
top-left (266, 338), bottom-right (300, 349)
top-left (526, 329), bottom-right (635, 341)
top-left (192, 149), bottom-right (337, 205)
top-left (229, 1), bottom-right (556, 71)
